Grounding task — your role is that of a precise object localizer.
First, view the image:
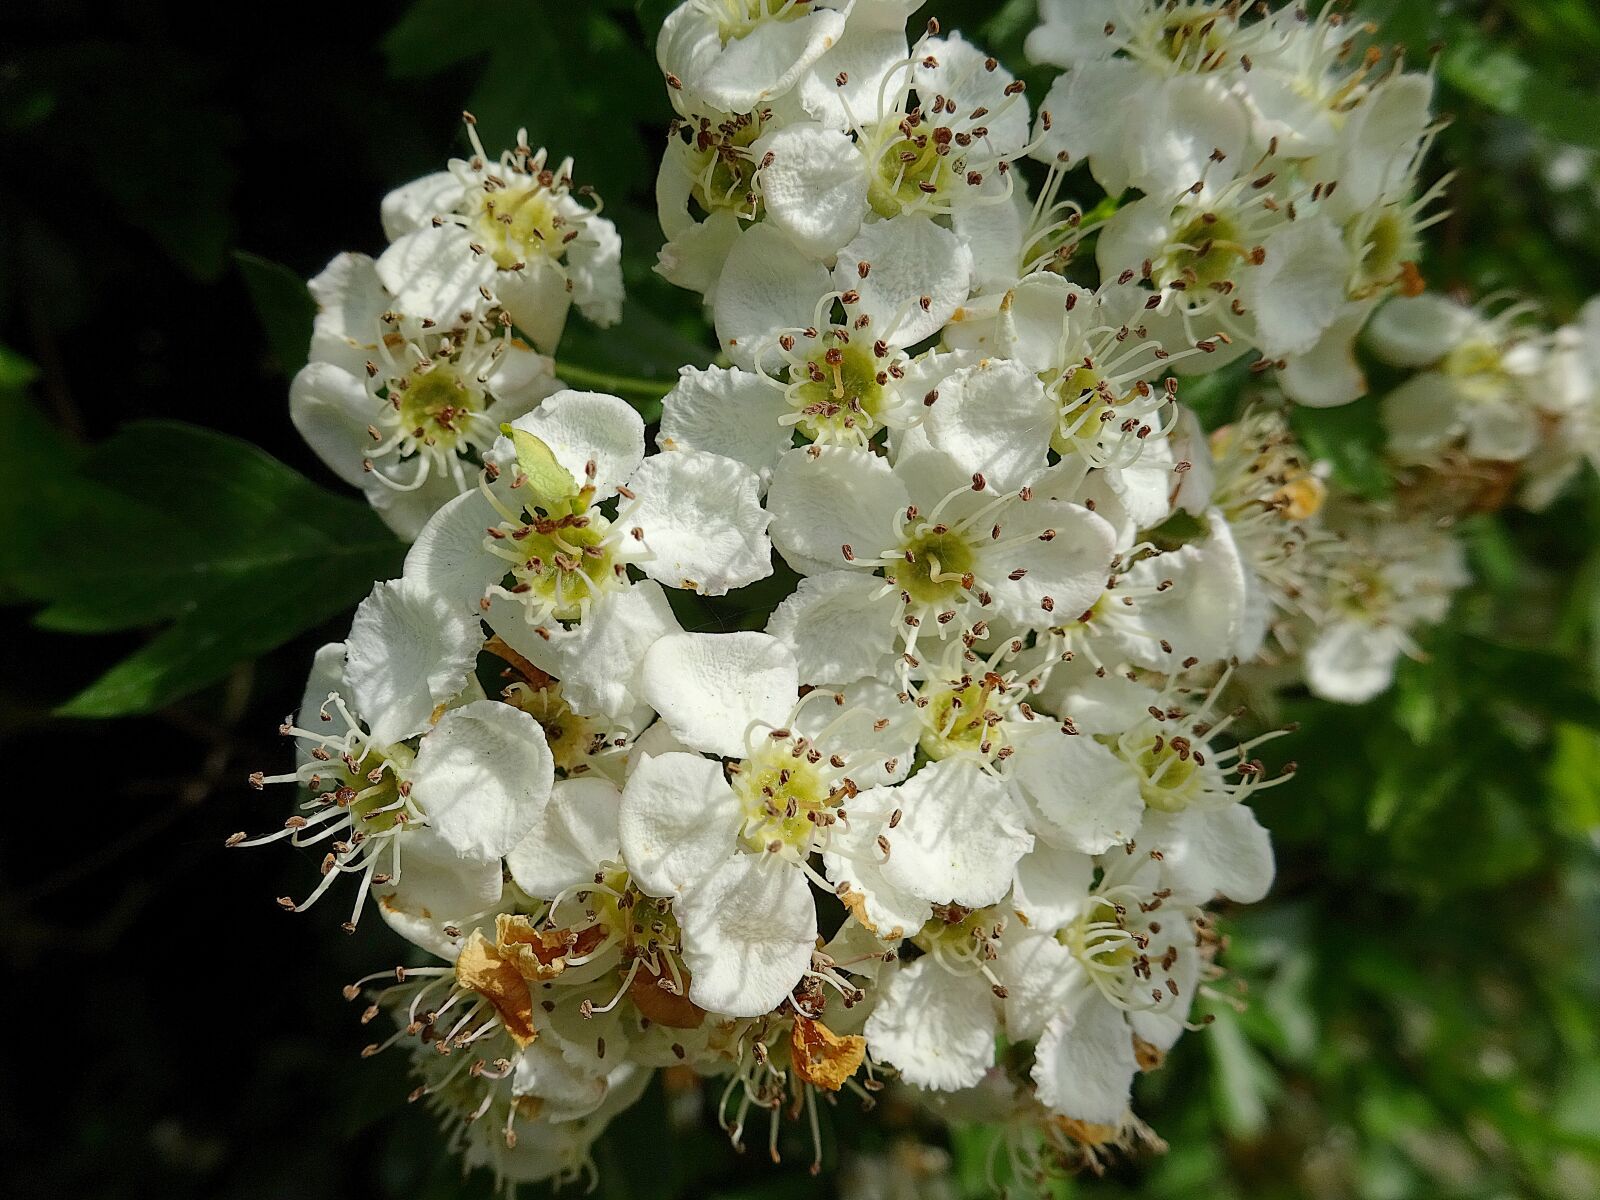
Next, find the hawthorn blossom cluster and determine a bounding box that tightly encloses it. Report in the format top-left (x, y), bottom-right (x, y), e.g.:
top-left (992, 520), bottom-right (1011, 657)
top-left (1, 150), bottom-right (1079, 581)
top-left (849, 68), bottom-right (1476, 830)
top-left (235, 1), bottom-right (1600, 1193)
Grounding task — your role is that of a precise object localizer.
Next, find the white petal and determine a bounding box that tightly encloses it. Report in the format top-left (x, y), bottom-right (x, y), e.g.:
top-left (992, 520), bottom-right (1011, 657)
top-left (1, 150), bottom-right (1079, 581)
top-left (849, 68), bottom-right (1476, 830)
top-left (1279, 304), bottom-right (1371, 407)
top-left (506, 777), bottom-right (623, 899)
top-left (375, 225), bottom-right (494, 325)
top-left (411, 699), bottom-right (554, 861)
top-left (822, 810), bottom-right (932, 941)
top-left (1367, 293), bottom-right (1477, 368)
top-left (879, 759), bottom-right (1034, 907)
top-left (488, 582), bottom-right (681, 721)
top-left (795, 677), bottom-right (919, 789)
top-left (630, 451), bottom-right (773, 596)
top-left (1011, 840), bottom-right (1095, 931)
top-left (998, 928), bottom-right (1082, 1041)
top-left (375, 827), bottom-right (504, 960)
top-left (567, 212), bottom-right (624, 328)
top-left (495, 257), bottom-right (574, 354)
top-left (513, 390), bottom-right (646, 499)
top-left (1126, 76), bottom-right (1248, 200)
top-left (617, 751), bottom-right (739, 897)
top-left (306, 252), bottom-right (388, 377)
top-left (767, 446), bottom-right (907, 575)
top-left (289, 361), bottom-right (377, 488)
top-left (1381, 371), bottom-right (1466, 458)
top-left (656, 209), bottom-right (744, 302)
top-left (916, 33), bottom-right (1030, 156)
top-left (754, 122), bottom-right (868, 257)
top-left (1244, 216), bottom-right (1350, 358)
top-left (833, 215), bottom-right (973, 348)
top-left (1013, 729), bottom-right (1144, 854)
top-left (1122, 513), bottom-right (1251, 667)
top-left (639, 631), bottom-right (798, 759)
top-left (402, 487), bottom-right (508, 616)
top-left (380, 171), bottom-right (463, 240)
top-left (983, 500), bottom-right (1117, 631)
top-left (658, 365), bottom-right (793, 484)
top-left (922, 358), bottom-right (1055, 493)
top-left (1305, 619), bottom-right (1404, 704)
top-left (714, 223), bottom-right (834, 370)
top-left (865, 957), bottom-right (997, 1091)
top-left (1138, 805), bottom-right (1275, 906)
top-left (676, 854), bottom-right (817, 1017)
top-left (796, 27), bottom-right (909, 128)
top-left (345, 578), bottom-right (483, 746)
top-left (661, 3), bottom-right (847, 112)
top-left (1032, 995), bottom-right (1138, 1124)
top-left (1332, 73), bottom-right (1433, 215)
top-left (765, 570), bottom-right (897, 685)
top-left (1095, 196), bottom-right (1176, 279)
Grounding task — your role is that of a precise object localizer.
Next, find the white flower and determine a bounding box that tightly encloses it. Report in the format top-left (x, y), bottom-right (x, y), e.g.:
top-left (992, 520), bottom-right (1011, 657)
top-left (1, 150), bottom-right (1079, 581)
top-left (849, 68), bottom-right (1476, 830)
top-left (1028, 855), bottom-right (1203, 1125)
top-left (231, 639), bottom-right (553, 954)
top-left (291, 253), bottom-right (560, 538)
top-left (658, 0), bottom-right (853, 114)
top-left (399, 389), bottom-right (772, 718)
top-left (1304, 507), bottom-right (1469, 704)
top-left (377, 124), bottom-right (622, 351)
top-left (1036, 670), bottom-right (1279, 904)
top-left (1372, 294), bottom-right (1547, 464)
top-left (765, 442), bottom-right (1115, 667)
top-left (618, 630), bottom-right (916, 1015)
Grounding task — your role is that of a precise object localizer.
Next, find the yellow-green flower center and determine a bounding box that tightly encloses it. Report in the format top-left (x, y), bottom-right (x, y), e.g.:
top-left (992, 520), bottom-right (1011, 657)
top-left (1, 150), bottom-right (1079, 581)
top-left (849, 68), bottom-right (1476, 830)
top-left (394, 366), bottom-right (483, 451)
top-left (731, 743), bottom-right (835, 854)
top-left (790, 341), bottom-right (889, 442)
top-left (867, 131), bottom-right (952, 218)
top-left (505, 512), bottom-right (619, 622)
top-left (1164, 211), bottom-right (1249, 290)
top-left (919, 677), bottom-right (1006, 762)
top-left (473, 181), bottom-right (567, 270)
top-left (886, 528), bottom-right (977, 609)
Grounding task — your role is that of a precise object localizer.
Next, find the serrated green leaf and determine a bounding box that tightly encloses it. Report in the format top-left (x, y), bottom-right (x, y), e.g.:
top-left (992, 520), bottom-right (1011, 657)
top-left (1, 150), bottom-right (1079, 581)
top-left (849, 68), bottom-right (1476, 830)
top-left (0, 417), bottom-right (403, 716)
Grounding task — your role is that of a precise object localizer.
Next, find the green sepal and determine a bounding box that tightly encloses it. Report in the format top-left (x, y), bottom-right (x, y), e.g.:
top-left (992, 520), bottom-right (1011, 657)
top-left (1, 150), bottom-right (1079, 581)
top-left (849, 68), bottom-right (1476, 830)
top-left (501, 423), bottom-right (578, 513)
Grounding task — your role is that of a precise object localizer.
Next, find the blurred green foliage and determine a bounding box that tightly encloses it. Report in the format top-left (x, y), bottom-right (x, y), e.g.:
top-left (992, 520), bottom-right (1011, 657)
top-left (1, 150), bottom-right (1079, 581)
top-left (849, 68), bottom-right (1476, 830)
top-left (1, 2), bottom-right (1598, 1199)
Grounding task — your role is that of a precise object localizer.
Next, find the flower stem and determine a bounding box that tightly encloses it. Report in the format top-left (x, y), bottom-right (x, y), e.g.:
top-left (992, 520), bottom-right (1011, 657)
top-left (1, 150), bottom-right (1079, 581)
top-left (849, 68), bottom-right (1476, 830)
top-left (553, 360), bottom-right (674, 402)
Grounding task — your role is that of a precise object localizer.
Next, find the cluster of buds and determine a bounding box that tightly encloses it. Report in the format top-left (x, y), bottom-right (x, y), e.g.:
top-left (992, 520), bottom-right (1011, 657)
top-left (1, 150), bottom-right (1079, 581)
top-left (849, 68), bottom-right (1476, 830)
top-left (233, 1), bottom-right (1599, 1193)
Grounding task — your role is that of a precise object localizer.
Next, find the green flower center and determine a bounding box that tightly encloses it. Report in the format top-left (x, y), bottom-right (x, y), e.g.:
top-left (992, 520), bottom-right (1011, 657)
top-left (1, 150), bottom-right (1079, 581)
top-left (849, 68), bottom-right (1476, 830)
top-left (919, 677), bottom-right (1006, 762)
top-left (1131, 738), bottom-right (1202, 812)
top-left (790, 341), bottom-right (889, 442)
top-left (685, 115), bottom-right (766, 218)
top-left (593, 868), bottom-right (683, 954)
top-left (338, 744), bottom-right (415, 832)
top-left (867, 131), bottom-right (952, 218)
top-left (505, 512), bottom-right (619, 622)
top-left (1059, 896), bottom-right (1137, 968)
top-left (508, 684), bottom-right (596, 775)
top-left (886, 528), bottom-right (977, 609)
top-left (472, 181), bottom-right (567, 270)
top-left (732, 743), bottom-right (835, 855)
top-left (715, 0), bottom-right (808, 43)
top-left (1164, 211), bottom-right (1249, 290)
top-left (394, 366), bottom-right (483, 451)
top-left (1049, 366), bottom-right (1111, 456)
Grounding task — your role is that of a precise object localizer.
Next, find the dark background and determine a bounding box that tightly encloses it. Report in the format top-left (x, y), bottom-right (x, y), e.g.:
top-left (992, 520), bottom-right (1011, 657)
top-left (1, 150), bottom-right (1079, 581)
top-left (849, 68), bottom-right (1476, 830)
top-left (4, 2), bottom-right (1600, 1199)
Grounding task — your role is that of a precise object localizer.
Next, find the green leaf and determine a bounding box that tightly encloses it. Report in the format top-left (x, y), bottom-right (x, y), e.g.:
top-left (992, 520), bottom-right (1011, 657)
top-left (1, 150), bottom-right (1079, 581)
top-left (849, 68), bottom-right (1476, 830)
top-left (1548, 723), bottom-right (1600, 838)
top-left (1, 416), bottom-right (403, 717)
top-left (501, 425), bottom-right (578, 511)
top-left (236, 251), bottom-right (317, 376)
top-left (1291, 395), bottom-right (1393, 500)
